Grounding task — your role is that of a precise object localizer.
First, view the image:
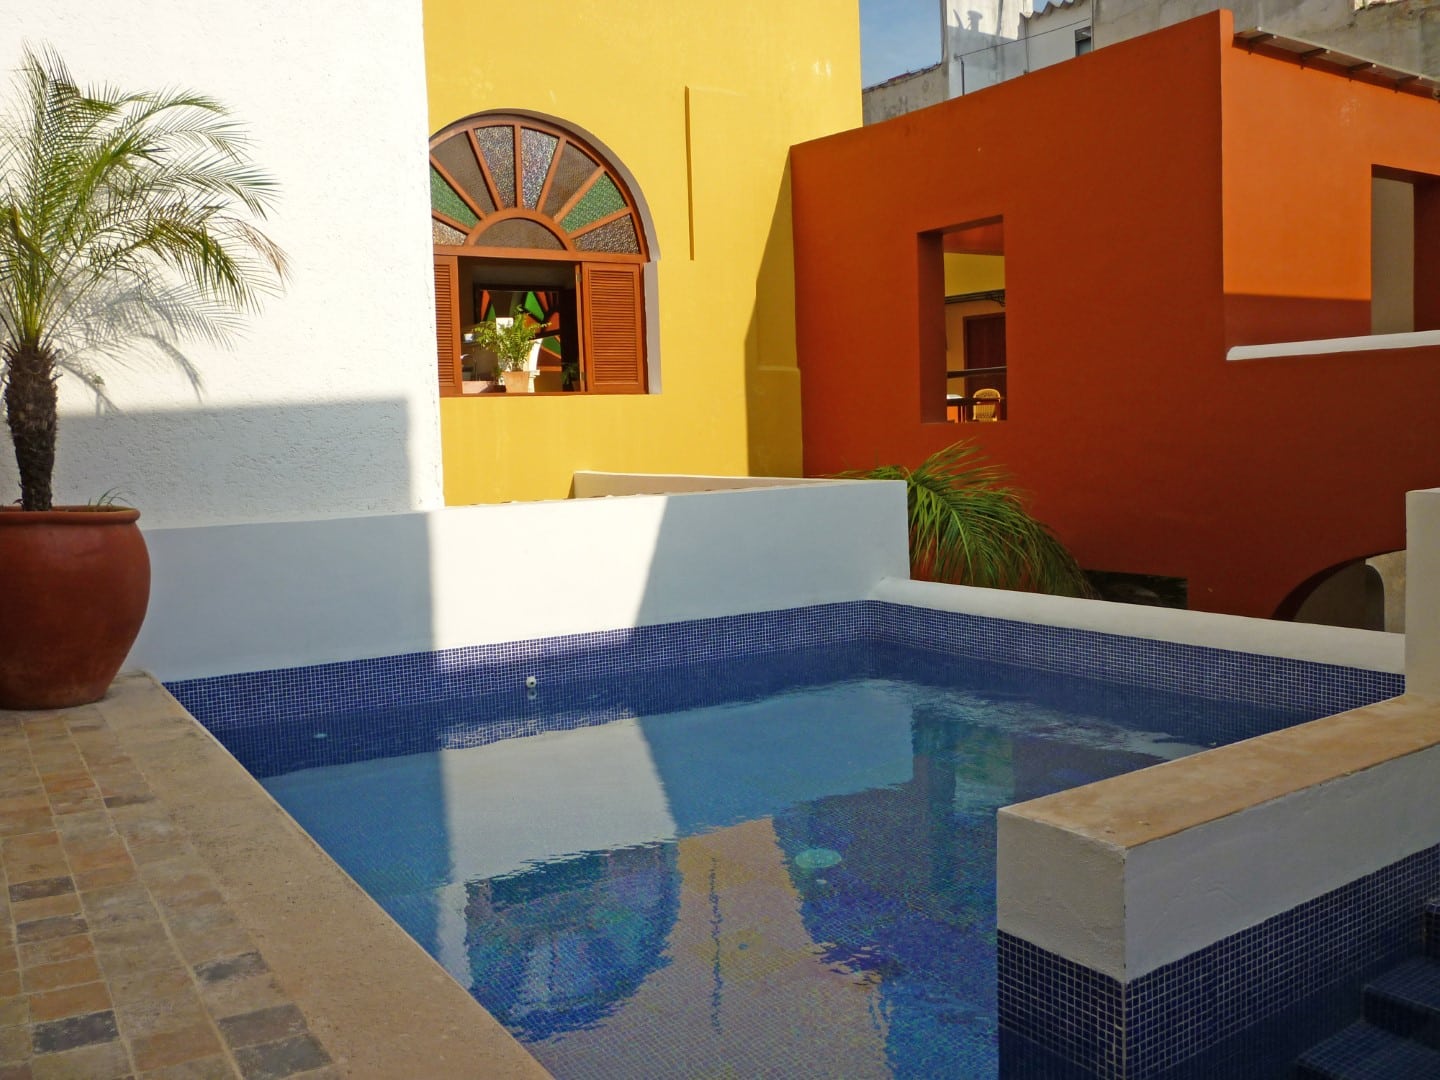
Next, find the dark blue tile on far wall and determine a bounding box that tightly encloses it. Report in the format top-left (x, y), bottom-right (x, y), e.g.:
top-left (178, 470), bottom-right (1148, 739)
top-left (170, 600), bottom-right (1400, 750)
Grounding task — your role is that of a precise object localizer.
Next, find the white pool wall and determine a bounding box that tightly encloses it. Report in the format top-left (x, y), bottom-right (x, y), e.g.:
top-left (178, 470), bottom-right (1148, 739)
top-left (127, 477), bottom-right (909, 681)
top-left (996, 486), bottom-right (1440, 982)
top-left (1406, 488), bottom-right (1440, 696)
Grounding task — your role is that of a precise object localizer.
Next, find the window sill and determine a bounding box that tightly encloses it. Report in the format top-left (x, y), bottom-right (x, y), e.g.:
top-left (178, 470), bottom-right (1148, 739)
top-left (1227, 329), bottom-right (1440, 362)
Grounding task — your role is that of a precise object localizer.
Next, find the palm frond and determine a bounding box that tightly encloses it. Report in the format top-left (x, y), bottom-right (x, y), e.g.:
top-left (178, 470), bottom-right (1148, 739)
top-left (838, 441), bottom-right (1093, 598)
top-left (0, 45), bottom-right (287, 509)
top-left (0, 45), bottom-right (286, 351)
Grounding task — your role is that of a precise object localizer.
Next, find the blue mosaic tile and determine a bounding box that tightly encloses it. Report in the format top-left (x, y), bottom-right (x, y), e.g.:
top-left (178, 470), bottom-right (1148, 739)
top-left (1295, 1021), bottom-right (1440, 1079)
top-left (169, 601), bottom-right (1403, 741)
top-left (1423, 899), bottom-right (1440, 960)
top-left (166, 598), bottom-right (1412, 1079)
top-left (1000, 844), bottom-right (1440, 1079)
top-left (871, 603), bottom-right (1402, 714)
top-left (169, 602), bottom-right (869, 731)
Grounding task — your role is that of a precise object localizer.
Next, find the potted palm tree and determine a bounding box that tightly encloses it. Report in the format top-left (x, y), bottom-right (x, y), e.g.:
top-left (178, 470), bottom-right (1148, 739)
top-left (0, 48), bottom-right (286, 709)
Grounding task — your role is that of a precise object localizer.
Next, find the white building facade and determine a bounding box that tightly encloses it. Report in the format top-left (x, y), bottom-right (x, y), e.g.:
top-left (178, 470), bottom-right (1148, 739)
top-left (864, 0), bottom-right (1439, 121)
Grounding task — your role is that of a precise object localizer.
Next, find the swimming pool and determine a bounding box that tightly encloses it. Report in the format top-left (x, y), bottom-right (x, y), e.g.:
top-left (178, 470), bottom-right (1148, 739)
top-left (235, 643), bottom-right (1322, 1080)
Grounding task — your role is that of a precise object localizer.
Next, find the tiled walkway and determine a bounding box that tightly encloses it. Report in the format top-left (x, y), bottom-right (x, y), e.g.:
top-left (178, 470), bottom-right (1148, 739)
top-left (0, 704), bottom-right (334, 1079)
top-left (0, 677), bottom-right (550, 1080)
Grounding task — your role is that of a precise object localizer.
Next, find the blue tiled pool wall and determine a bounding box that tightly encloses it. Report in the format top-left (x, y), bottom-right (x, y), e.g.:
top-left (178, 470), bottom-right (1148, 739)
top-left (212, 641), bottom-right (878, 779)
top-left (872, 604), bottom-right (1402, 715)
top-left (169, 600), bottom-right (1403, 743)
top-left (998, 841), bottom-right (1440, 1080)
top-left (169, 601), bottom-right (876, 732)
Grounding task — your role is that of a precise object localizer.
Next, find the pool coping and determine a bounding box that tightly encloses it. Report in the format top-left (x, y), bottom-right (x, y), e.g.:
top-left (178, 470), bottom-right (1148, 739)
top-left (91, 673), bottom-right (552, 1080)
top-left (1002, 691), bottom-right (1440, 849)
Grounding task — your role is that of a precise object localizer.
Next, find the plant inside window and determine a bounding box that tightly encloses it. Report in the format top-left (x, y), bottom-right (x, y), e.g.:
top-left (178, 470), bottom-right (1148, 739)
top-left (468, 310), bottom-right (540, 373)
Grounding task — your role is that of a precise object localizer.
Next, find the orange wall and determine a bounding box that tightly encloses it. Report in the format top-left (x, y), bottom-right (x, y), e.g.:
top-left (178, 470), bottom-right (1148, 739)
top-left (792, 11), bottom-right (1440, 617)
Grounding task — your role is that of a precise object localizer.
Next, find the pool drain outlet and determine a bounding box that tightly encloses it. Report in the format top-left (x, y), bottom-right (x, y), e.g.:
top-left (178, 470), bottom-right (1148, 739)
top-left (794, 847), bottom-right (842, 871)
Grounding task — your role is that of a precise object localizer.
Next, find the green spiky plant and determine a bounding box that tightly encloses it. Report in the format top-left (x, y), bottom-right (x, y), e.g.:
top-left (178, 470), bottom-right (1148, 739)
top-left (0, 47), bottom-right (287, 511)
top-left (839, 441), bottom-right (1093, 597)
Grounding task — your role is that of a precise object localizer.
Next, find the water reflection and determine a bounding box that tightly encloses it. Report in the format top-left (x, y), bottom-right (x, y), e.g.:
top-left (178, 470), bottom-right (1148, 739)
top-left (462, 843), bottom-right (680, 1039)
top-left (266, 674), bottom-right (1203, 1079)
top-left (451, 699), bottom-right (1172, 1078)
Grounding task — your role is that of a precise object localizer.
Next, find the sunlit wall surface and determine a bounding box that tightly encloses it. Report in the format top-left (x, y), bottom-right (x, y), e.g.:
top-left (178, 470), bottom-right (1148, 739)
top-left (424, 0), bottom-right (862, 503)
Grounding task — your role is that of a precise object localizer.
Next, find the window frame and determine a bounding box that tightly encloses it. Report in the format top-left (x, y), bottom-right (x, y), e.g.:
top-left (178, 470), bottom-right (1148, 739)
top-left (430, 113), bottom-right (653, 397)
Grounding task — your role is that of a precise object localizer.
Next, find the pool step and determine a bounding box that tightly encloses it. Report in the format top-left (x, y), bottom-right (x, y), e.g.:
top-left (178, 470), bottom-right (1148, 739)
top-left (1364, 956), bottom-right (1440, 1048)
top-left (1294, 1021), bottom-right (1440, 1079)
top-left (1424, 898), bottom-right (1440, 959)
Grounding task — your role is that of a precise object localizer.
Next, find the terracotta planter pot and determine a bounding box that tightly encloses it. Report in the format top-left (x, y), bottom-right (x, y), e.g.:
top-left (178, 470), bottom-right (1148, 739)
top-left (501, 370), bottom-right (536, 394)
top-left (0, 507), bottom-right (150, 710)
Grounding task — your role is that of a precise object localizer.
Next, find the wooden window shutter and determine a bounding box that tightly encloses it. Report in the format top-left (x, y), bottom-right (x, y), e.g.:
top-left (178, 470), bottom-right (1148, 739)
top-left (434, 255), bottom-right (462, 397)
top-left (581, 263), bottom-right (646, 394)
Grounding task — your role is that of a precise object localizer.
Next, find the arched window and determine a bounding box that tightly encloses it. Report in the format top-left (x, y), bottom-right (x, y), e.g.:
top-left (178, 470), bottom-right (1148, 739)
top-left (430, 114), bottom-right (654, 396)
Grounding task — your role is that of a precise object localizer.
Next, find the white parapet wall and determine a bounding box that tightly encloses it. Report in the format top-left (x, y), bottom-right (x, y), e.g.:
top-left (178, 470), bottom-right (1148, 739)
top-left (126, 477), bottom-right (910, 681)
top-left (572, 471), bottom-right (839, 497)
top-left (1407, 488), bottom-right (1440, 696)
top-left (997, 485), bottom-right (1440, 983)
top-left (0, 1), bottom-right (444, 528)
top-left (998, 696), bottom-right (1440, 979)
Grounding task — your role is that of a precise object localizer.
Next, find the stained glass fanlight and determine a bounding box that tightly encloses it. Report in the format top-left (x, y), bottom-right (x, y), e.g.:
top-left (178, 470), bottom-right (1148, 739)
top-left (429, 116), bottom-right (646, 257)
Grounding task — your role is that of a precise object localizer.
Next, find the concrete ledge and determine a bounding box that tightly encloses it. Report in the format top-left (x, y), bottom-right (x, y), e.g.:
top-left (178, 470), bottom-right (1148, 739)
top-left (1226, 328), bottom-right (1440, 361)
top-left (94, 674), bottom-right (551, 1080)
top-left (999, 693), bottom-right (1440, 980)
top-left (571, 471), bottom-right (843, 496)
top-left (870, 576), bottom-right (1404, 672)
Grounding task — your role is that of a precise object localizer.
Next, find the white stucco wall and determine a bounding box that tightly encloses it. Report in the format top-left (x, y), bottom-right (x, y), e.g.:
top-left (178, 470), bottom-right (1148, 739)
top-left (127, 479), bottom-right (911, 681)
top-left (1023, 1), bottom-right (1094, 71)
top-left (999, 734), bottom-right (1440, 980)
top-left (1407, 489), bottom-right (1440, 695)
top-left (946, 0), bottom-right (1029, 94)
top-left (861, 64), bottom-right (947, 124)
top-left (1098, 0), bottom-right (1440, 75)
top-left (0, 1), bottom-right (442, 527)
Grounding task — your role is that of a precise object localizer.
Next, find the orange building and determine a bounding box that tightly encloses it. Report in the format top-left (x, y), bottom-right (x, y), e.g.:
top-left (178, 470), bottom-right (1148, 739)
top-left (791, 10), bottom-right (1440, 619)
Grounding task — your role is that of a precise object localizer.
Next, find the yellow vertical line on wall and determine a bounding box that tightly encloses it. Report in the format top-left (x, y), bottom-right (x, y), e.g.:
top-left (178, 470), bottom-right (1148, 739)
top-left (684, 86), bottom-right (697, 260)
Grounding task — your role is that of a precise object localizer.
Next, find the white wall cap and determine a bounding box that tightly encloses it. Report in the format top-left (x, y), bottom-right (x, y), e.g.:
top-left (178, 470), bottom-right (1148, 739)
top-left (1227, 329), bottom-right (1440, 362)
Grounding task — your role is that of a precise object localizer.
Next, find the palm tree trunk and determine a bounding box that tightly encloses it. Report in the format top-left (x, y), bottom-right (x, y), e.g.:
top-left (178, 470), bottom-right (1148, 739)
top-left (4, 343), bottom-right (57, 511)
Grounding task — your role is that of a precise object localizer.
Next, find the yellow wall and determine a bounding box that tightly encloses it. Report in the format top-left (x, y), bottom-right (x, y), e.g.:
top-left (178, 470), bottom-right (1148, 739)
top-left (942, 255), bottom-right (1005, 393)
top-left (425, 1), bottom-right (862, 503)
top-left (943, 253), bottom-right (1004, 296)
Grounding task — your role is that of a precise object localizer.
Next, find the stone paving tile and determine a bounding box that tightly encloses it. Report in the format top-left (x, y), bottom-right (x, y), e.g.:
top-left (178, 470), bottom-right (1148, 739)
top-left (29, 1009), bottom-right (118, 1053)
top-left (29, 1038), bottom-right (131, 1079)
top-left (7, 881), bottom-right (72, 904)
top-left (0, 701), bottom-right (337, 1080)
top-left (138, 1057), bottom-right (239, 1079)
top-left (129, 1021), bottom-right (223, 1072)
top-left (8, 898), bottom-right (78, 927)
top-left (231, 1034), bottom-right (330, 1080)
top-left (20, 956), bottom-right (103, 994)
top-left (194, 975), bottom-right (288, 1024)
top-left (26, 983), bottom-right (112, 1025)
top-left (13, 919), bottom-right (86, 947)
top-left (18, 935), bottom-right (92, 970)
top-left (215, 1006), bottom-right (306, 1050)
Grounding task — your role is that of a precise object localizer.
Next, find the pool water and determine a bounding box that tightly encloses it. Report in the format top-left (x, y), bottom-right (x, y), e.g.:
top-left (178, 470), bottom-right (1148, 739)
top-left (252, 647), bottom-right (1314, 1079)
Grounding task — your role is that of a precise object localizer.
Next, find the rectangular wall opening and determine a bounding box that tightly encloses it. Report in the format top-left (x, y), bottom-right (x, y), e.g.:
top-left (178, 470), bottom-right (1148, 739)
top-left (1372, 174), bottom-right (1415, 335)
top-left (927, 217), bottom-right (1007, 423)
top-left (1372, 166), bottom-right (1440, 335)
